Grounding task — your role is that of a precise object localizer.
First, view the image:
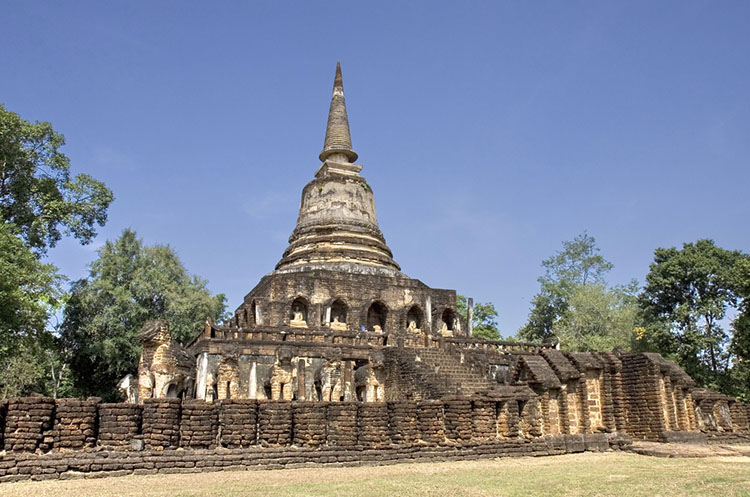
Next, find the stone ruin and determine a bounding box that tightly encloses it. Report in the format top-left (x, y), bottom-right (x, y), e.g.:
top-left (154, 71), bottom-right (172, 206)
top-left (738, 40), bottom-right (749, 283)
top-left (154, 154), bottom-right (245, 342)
top-left (0, 63), bottom-right (748, 482)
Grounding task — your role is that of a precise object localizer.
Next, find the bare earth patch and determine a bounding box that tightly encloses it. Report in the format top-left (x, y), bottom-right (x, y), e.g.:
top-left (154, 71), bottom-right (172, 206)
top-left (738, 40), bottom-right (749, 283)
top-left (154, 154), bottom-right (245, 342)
top-left (2, 451), bottom-right (750, 497)
top-left (629, 442), bottom-right (750, 458)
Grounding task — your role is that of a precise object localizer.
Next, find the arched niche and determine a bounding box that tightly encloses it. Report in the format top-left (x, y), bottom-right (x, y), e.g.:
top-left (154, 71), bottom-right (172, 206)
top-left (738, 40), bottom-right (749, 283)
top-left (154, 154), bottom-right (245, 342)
top-left (328, 299), bottom-right (348, 330)
top-left (367, 301), bottom-right (388, 332)
top-left (164, 383), bottom-right (180, 399)
top-left (406, 305), bottom-right (424, 332)
top-left (289, 297), bottom-right (309, 327)
top-left (441, 308), bottom-right (457, 334)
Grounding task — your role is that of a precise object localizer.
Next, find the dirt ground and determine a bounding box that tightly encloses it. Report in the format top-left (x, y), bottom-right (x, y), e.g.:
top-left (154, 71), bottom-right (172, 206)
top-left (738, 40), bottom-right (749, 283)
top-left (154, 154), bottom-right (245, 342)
top-left (2, 450), bottom-right (750, 497)
top-left (629, 441), bottom-right (750, 458)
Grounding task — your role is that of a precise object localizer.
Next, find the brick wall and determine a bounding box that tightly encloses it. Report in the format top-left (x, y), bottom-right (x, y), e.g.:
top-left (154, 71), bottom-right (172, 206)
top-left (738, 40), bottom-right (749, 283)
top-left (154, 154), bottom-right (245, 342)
top-left (0, 400), bottom-right (6, 450)
top-left (142, 398), bottom-right (181, 450)
top-left (0, 391), bottom-right (747, 482)
top-left (219, 399), bottom-right (257, 448)
top-left (0, 396), bottom-right (579, 454)
top-left (387, 401), bottom-right (418, 443)
top-left (181, 400), bottom-right (218, 449)
top-left (0, 435), bottom-right (630, 483)
top-left (620, 354), bottom-right (664, 440)
top-left (98, 403), bottom-right (141, 448)
top-left (51, 398), bottom-right (99, 450)
top-left (3, 397), bottom-right (55, 452)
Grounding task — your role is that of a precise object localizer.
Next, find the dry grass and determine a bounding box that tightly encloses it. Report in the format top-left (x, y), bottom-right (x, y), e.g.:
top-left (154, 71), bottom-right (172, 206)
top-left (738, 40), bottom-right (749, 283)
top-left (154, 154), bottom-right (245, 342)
top-left (3, 452), bottom-right (750, 497)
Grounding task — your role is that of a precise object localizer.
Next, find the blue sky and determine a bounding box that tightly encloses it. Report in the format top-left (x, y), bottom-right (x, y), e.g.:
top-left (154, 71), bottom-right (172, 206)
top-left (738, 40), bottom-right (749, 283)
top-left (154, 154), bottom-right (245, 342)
top-left (2, 1), bottom-right (749, 336)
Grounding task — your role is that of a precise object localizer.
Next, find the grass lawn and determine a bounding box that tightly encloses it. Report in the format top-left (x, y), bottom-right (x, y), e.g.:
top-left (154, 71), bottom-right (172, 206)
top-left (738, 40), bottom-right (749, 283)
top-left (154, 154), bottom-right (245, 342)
top-left (3, 452), bottom-right (750, 497)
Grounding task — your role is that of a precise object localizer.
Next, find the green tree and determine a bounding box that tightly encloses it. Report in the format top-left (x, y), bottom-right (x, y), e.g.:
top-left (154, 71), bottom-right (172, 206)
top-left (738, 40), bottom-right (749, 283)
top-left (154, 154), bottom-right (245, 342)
top-left (639, 239), bottom-right (745, 393)
top-left (60, 229), bottom-right (227, 400)
top-left (0, 222), bottom-right (66, 398)
top-left (730, 257), bottom-right (750, 401)
top-left (457, 295), bottom-right (500, 340)
top-left (0, 105), bottom-right (113, 253)
top-left (0, 107), bottom-right (113, 398)
top-left (552, 282), bottom-right (639, 352)
top-left (518, 232), bottom-right (616, 344)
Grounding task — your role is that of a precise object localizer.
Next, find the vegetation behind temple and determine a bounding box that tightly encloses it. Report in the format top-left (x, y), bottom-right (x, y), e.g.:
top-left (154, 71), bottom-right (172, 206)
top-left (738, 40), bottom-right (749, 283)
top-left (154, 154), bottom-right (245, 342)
top-left (59, 230), bottom-right (227, 401)
top-left (0, 106), bottom-right (225, 400)
top-left (457, 295), bottom-right (500, 340)
top-left (1, 107), bottom-right (749, 401)
top-left (517, 233), bottom-right (750, 402)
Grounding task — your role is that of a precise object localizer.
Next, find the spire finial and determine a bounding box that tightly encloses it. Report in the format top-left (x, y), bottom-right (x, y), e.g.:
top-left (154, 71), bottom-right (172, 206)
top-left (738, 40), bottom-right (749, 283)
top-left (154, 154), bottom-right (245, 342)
top-left (334, 60), bottom-right (343, 89)
top-left (319, 61), bottom-right (358, 163)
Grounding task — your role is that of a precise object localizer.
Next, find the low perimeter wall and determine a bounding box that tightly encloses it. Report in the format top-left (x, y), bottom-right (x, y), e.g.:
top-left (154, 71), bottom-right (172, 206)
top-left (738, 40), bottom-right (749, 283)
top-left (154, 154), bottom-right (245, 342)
top-left (0, 434), bottom-right (627, 483)
top-left (0, 396), bottom-right (631, 482)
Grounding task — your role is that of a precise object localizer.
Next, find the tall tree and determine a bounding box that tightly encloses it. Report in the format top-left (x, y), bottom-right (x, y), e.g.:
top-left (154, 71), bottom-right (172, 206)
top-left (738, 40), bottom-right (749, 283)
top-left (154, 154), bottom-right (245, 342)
top-left (457, 295), bottom-right (500, 340)
top-left (729, 257), bottom-right (750, 400)
top-left (639, 239), bottom-right (745, 392)
top-left (552, 282), bottom-right (639, 352)
top-left (518, 232), bottom-right (615, 344)
top-left (60, 229), bottom-right (227, 400)
top-left (0, 105), bottom-right (113, 253)
top-left (0, 223), bottom-right (63, 351)
top-left (0, 106), bottom-right (113, 398)
top-left (0, 222), bottom-right (66, 398)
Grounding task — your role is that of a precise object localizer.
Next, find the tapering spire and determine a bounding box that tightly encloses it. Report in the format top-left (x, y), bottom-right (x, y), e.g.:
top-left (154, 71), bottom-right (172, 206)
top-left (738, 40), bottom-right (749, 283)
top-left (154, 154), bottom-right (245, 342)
top-left (319, 61), bottom-right (358, 163)
top-left (275, 62), bottom-right (401, 276)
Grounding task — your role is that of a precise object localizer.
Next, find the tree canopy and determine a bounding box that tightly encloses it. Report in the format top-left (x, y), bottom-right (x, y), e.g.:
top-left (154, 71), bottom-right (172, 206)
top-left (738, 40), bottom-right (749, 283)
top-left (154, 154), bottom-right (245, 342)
top-left (517, 232), bottom-right (638, 351)
top-left (60, 229), bottom-right (227, 400)
top-left (0, 105), bottom-right (113, 253)
top-left (639, 239), bottom-right (747, 395)
top-left (0, 106), bottom-right (114, 398)
top-left (457, 295), bottom-right (500, 340)
top-left (0, 222), bottom-right (66, 398)
top-left (551, 281), bottom-right (638, 352)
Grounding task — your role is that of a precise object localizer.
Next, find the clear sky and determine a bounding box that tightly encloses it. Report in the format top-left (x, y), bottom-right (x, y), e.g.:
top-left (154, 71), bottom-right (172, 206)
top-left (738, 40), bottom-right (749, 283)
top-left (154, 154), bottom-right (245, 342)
top-left (2, 1), bottom-right (749, 336)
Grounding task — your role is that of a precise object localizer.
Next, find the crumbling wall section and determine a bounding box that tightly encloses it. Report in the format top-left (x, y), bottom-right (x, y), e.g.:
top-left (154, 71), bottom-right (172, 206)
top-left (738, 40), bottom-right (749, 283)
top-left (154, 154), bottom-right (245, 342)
top-left (620, 354), bottom-right (664, 440)
top-left (257, 401), bottom-right (292, 446)
top-left (52, 398), bottom-right (99, 450)
top-left (358, 403), bottom-right (388, 446)
top-left (730, 402), bottom-right (749, 431)
top-left (497, 400), bottom-right (520, 438)
top-left (2, 397), bottom-right (55, 452)
top-left (443, 397), bottom-right (473, 441)
top-left (293, 401), bottom-right (326, 446)
top-left (326, 402), bottom-right (358, 446)
top-left (219, 399), bottom-right (257, 448)
top-left (0, 400), bottom-right (6, 450)
top-left (598, 352), bottom-right (626, 432)
top-left (142, 398), bottom-right (181, 450)
top-left (97, 403), bottom-right (142, 448)
top-left (471, 398), bottom-right (497, 439)
top-left (416, 400), bottom-right (444, 443)
top-left (180, 400), bottom-right (218, 449)
top-left (387, 401), bottom-right (418, 444)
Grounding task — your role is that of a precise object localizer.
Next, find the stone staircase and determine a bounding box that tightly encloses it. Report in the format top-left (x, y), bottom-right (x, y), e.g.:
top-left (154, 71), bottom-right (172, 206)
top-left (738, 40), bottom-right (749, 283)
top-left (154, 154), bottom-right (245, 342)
top-left (384, 347), bottom-right (497, 399)
top-left (415, 348), bottom-right (496, 396)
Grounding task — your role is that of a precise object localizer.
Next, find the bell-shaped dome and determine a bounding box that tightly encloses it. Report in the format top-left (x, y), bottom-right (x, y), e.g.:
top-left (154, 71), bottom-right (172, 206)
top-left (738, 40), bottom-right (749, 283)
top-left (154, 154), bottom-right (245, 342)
top-left (274, 63), bottom-right (401, 276)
